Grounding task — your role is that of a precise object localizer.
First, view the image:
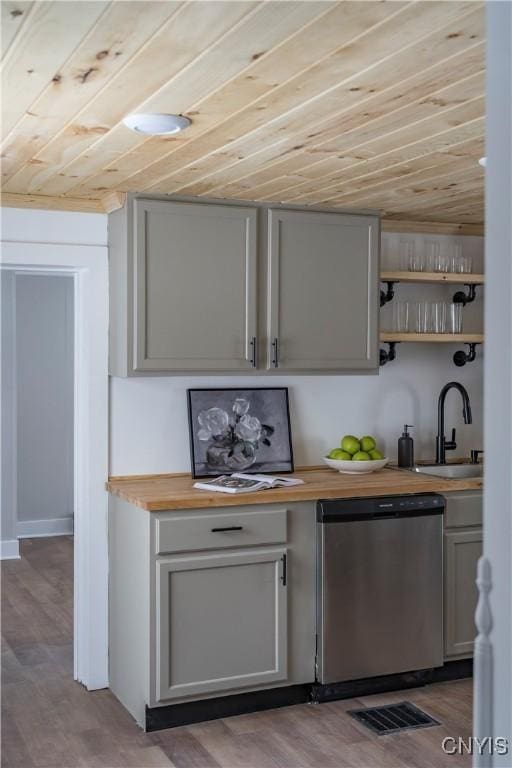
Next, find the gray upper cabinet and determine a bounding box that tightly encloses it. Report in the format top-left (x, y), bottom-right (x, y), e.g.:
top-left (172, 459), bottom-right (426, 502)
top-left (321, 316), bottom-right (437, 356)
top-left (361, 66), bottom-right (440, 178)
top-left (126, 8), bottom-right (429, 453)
top-left (109, 196), bottom-right (379, 375)
top-left (109, 198), bottom-right (257, 375)
top-left (266, 209), bottom-right (379, 371)
top-left (134, 200), bottom-right (257, 373)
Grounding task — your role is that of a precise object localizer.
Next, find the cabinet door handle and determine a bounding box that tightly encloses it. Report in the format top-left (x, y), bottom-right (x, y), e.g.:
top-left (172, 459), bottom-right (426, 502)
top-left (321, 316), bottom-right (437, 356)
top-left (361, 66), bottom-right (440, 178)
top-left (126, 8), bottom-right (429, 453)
top-left (280, 553), bottom-right (287, 586)
top-left (250, 336), bottom-right (257, 368)
top-left (210, 526), bottom-right (243, 533)
top-left (272, 337), bottom-right (279, 368)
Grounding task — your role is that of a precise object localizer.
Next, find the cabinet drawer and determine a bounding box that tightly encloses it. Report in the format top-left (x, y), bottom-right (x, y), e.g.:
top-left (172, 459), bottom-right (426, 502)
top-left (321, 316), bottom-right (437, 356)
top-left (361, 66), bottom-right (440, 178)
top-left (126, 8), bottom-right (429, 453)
top-left (155, 508), bottom-right (287, 554)
top-left (444, 491), bottom-right (483, 529)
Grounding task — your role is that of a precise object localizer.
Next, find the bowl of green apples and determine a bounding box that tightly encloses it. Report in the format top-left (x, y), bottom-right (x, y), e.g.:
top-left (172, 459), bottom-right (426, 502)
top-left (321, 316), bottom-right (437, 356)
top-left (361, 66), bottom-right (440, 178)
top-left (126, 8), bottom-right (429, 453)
top-left (323, 435), bottom-right (388, 474)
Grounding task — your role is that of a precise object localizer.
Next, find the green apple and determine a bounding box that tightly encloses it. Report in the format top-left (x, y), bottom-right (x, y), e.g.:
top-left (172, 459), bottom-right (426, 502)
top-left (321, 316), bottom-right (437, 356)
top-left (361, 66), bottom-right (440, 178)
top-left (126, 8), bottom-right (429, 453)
top-left (328, 448), bottom-right (351, 460)
top-left (369, 449), bottom-right (384, 460)
top-left (360, 435), bottom-right (376, 453)
top-left (352, 451), bottom-right (371, 461)
top-left (341, 435), bottom-right (361, 455)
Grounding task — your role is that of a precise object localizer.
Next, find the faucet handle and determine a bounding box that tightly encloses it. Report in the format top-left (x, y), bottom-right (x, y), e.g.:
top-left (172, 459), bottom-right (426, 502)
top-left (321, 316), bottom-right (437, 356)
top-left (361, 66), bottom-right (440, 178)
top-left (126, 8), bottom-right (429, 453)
top-left (445, 428), bottom-right (457, 452)
top-left (471, 449), bottom-right (484, 465)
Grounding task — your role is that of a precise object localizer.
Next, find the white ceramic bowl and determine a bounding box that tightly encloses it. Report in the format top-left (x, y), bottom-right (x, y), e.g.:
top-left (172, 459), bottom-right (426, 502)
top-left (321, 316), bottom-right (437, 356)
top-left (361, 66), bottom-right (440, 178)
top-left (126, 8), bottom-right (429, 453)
top-left (323, 456), bottom-right (389, 475)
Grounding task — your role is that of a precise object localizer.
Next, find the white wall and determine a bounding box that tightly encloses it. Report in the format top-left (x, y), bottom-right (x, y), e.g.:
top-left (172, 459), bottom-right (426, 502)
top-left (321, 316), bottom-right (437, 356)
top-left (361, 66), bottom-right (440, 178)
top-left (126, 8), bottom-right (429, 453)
top-left (0, 208), bottom-right (484, 487)
top-left (111, 232), bottom-right (484, 476)
top-left (15, 274), bottom-right (74, 537)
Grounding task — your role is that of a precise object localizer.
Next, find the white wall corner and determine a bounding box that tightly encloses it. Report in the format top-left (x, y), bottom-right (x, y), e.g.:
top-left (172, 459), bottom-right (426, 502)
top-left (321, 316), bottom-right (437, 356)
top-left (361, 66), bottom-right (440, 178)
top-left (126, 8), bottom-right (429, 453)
top-left (1, 539), bottom-right (20, 560)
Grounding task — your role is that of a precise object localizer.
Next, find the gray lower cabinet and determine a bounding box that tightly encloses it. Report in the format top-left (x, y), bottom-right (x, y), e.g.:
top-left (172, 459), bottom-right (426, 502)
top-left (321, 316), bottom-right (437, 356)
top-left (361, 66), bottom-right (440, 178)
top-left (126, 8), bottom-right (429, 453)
top-left (155, 547), bottom-right (288, 701)
top-left (444, 529), bottom-right (483, 658)
top-left (267, 209), bottom-right (379, 370)
top-left (443, 490), bottom-right (483, 659)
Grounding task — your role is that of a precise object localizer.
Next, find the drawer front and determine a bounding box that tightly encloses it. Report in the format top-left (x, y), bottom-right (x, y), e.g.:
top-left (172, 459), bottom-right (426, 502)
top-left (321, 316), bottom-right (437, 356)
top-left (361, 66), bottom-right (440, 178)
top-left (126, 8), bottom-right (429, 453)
top-left (155, 508), bottom-right (287, 554)
top-left (444, 491), bottom-right (483, 529)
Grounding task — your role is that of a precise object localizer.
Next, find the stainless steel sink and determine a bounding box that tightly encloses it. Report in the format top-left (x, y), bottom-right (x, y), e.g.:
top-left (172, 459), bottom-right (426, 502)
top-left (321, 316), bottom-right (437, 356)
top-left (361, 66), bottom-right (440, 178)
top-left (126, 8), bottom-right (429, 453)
top-left (411, 464), bottom-right (483, 479)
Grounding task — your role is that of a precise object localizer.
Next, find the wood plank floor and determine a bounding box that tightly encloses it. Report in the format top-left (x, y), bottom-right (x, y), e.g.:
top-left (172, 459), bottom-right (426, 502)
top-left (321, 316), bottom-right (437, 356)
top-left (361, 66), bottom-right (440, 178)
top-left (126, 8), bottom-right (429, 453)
top-left (2, 537), bottom-right (473, 768)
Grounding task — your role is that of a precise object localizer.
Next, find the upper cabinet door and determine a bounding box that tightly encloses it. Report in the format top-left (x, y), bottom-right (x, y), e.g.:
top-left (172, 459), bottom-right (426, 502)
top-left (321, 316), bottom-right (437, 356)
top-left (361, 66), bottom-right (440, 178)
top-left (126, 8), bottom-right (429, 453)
top-left (267, 210), bottom-right (379, 371)
top-left (133, 200), bottom-right (258, 372)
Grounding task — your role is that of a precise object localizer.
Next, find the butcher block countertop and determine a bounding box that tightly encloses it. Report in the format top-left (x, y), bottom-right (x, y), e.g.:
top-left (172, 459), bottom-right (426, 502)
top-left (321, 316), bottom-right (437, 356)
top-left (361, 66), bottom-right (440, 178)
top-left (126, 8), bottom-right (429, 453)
top-left (106, 467), bottom-right (483, 511)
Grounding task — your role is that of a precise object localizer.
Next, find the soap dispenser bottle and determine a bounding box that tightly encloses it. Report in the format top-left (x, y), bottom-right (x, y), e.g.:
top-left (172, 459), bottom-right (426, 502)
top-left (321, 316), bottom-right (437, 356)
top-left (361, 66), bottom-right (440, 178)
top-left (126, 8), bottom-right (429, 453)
top-left (398, 425), bottom-right (414, 468)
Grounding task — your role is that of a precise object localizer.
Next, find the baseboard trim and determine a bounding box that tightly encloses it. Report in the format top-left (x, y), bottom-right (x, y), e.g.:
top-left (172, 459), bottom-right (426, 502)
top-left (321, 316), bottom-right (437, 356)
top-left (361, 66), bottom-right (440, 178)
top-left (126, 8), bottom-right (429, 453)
top-left (1, 539), bottom-right (20, 559)
top-left (145, 684), bottom-right (310, 732)
top-left (17, 516), bottom-right (74, 538)
top-left (311, 659), bottom-right (473, 703)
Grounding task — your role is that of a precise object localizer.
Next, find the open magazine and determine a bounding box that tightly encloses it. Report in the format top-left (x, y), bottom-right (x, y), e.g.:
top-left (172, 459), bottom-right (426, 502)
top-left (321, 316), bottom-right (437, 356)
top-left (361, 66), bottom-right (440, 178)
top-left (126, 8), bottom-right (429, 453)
top-left (193, 473), bottom-right (305, 494)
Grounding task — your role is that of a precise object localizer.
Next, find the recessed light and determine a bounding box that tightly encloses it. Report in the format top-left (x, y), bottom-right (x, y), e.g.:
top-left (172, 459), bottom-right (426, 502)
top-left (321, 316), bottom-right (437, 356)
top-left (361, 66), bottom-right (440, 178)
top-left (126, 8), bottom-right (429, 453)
top-left (122, 113), bottom-right (191, 135)
top-left (478, 157), bottom-right (487, 167)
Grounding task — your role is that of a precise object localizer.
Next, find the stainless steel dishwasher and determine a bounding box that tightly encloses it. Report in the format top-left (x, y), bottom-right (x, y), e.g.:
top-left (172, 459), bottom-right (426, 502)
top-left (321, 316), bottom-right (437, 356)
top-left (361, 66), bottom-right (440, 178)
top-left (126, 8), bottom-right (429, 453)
top-left (316, 493), bottom-right (444, 685)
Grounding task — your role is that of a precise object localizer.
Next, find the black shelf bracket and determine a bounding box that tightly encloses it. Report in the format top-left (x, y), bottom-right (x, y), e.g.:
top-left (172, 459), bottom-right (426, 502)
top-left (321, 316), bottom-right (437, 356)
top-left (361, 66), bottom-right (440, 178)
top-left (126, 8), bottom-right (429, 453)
top-left (453, 284), bottom-right (480, 306)
top-left (380, 342), bottom-right (398, 366)
top-left (453, 343), bottom-right (480, 367)
top-left (380, 281), bottom-right (397, 307)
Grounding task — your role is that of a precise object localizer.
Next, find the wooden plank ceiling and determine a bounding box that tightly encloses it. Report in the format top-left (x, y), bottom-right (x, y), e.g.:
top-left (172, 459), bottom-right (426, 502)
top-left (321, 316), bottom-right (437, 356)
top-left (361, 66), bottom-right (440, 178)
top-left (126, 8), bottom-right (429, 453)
top-left (1, 0), bottom-right (485, 224)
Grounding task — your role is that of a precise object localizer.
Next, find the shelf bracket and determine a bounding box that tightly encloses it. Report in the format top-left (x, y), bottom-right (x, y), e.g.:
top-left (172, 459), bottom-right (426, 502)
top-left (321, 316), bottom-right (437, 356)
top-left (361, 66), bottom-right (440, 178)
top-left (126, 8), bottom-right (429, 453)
top-left (380, 341), bottom-right (398, 366)
top-left (380, 280), bottom-right (397, 307)
top-left (453, 283), bottom-right (480, 306)
top-left (453, 342), bottom-right (480, 367)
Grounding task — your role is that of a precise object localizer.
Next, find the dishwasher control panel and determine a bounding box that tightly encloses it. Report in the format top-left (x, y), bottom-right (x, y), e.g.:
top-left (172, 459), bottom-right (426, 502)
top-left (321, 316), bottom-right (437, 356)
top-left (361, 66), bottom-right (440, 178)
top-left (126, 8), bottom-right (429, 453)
top-left (317, 493), bottom-right (445, 522)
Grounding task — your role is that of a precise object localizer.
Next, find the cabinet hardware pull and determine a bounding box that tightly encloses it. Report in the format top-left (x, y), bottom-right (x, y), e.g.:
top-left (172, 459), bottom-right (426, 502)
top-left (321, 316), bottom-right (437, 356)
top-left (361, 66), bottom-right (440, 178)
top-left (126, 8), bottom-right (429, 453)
top-left (210, 526), bottom-right (243, 533)
top-left (250, 336), bottom-right (257, 368)
top-left (280, 553), bottom-right (287, 586)
top-left (272, 337), bottom-right (279, 368)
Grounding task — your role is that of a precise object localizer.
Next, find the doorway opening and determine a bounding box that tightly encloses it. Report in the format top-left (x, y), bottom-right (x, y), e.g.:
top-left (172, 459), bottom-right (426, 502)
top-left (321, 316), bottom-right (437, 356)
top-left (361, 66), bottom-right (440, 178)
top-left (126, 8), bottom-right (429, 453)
top-left (1, 237), bottom-right (108, 691)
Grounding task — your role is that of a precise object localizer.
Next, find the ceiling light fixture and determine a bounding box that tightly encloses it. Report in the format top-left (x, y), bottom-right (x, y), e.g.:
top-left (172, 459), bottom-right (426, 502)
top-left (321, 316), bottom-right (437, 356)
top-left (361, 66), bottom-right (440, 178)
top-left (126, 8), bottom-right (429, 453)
top-left (478, 157), bottom-right (487, 168)
top-left (122, 113), bottom-right (191, 135)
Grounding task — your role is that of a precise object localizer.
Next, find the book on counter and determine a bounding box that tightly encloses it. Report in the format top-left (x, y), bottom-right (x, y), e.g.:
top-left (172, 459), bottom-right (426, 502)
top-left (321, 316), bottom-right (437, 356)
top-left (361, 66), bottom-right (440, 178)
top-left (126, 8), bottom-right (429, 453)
top-left (193, 473), bottom-right (305, 494)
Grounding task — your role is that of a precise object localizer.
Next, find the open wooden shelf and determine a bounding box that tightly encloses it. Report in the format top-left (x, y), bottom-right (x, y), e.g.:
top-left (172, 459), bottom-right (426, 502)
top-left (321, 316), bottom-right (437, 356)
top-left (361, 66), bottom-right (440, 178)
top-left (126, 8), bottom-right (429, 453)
top-left (380, 271), bottom-right (484, 285)
top-left (380, 332), bottom-right (484, 344)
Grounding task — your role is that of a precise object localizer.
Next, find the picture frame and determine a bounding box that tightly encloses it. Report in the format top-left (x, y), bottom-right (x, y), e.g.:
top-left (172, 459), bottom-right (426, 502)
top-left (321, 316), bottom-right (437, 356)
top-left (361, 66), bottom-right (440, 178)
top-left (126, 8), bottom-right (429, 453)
top-left (187, 387), bottom-right (294, 478)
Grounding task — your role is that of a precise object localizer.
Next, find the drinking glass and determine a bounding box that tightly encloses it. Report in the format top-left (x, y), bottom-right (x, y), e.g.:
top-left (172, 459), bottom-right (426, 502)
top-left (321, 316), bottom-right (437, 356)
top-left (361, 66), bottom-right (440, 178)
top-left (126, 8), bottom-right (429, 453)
top-left (460, 255), bottom-right (473, 273)
top-left (425, 241), bottom-right (440, 272)
top-left (451, 243), bottom-right (463, 273)
top-left (451, 246), bottom-right (473, 274)
top-left (432, 301), bottom-right (447, 333)
top-left (393, 301), bottom-right (410, 332)
top-left (448, 303), bottom-right (463, 333)
top-left (415, 300), bottom-right (432, 333)
top-left (399, 240), bottom-right (415, 272)
top-left (408, 248), bottom-right (424, 272)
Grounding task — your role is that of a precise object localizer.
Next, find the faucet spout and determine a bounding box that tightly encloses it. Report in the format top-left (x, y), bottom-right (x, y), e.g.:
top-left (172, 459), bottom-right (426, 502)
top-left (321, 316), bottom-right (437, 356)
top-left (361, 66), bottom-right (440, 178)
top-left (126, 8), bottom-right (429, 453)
top-left (435, 382), bottom-right (472, 464)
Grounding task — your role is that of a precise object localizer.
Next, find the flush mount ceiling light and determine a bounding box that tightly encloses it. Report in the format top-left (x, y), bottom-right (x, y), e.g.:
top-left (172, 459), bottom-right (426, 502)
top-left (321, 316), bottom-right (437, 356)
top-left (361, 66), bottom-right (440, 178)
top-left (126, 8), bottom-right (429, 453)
top-left (122, 113), bottom-right (191, 135)
top-left (478, 156), bottom-right (487, 167)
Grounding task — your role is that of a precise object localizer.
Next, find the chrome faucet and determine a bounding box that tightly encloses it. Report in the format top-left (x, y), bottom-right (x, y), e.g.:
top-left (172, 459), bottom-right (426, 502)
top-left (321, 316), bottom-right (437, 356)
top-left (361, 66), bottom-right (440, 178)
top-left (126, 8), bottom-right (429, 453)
top-left (435, 382), bottom-right (472, 464)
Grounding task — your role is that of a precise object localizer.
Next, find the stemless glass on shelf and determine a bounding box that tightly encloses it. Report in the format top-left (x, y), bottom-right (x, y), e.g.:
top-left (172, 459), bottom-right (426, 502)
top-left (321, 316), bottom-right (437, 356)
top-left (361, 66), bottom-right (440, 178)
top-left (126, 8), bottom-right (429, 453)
top-left (409, 300), bottom-right (448, 333)
top-left (393, 301), bottom-right (410, 332)
top-left (448, 303), bottom-right (463, 333)
top-left (399, 240), bottom-right (415, 271)
top-left (451, 243), bottom-right (473, 273)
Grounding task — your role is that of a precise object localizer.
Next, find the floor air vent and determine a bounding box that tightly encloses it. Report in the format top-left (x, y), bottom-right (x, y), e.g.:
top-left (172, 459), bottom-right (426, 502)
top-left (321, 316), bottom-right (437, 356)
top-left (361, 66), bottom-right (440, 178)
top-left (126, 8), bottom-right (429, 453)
top-left (348, 701), bottom-right (440, 735)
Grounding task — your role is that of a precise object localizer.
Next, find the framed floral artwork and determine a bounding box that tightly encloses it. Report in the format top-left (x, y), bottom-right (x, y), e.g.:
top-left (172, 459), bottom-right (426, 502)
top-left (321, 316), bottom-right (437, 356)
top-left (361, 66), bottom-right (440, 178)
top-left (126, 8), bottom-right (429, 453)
top-left (187, 387), bottom-right (294, 478)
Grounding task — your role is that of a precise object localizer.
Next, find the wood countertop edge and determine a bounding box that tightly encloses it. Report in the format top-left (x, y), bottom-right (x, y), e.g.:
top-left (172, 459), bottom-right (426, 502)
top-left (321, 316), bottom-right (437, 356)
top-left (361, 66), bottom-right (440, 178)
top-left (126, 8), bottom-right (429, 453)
top-left (106, 468), bottom-right (483, 512)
